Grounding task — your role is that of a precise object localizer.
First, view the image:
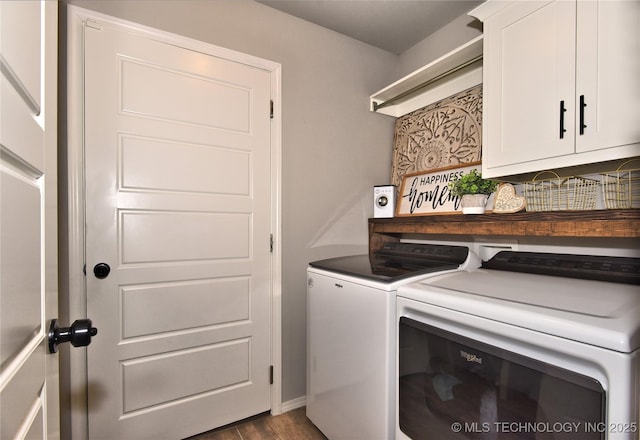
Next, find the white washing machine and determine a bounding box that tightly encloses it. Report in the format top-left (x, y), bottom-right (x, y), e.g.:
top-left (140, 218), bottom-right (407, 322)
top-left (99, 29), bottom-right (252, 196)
top-left (306, 242), bottom-right (480, 440)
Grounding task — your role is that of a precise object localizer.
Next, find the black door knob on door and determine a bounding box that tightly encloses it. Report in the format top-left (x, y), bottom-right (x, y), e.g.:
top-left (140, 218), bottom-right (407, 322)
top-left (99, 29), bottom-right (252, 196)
top-left (48, 319), bottom-right (98, 353)
top-left (93, 262), bottom-right (110, 279)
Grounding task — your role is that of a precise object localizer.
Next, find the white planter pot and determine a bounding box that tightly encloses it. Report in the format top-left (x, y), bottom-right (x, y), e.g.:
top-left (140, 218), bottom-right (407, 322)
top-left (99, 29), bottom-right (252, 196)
top-left (461, 194), bottom-right (489, 214)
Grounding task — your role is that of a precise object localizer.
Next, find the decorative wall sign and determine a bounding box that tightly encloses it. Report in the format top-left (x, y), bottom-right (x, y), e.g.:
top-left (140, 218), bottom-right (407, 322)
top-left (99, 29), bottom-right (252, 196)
top-left (396, 162), bottom-right (481, 216)
top-left (390, 84), bottom-right (482, 189)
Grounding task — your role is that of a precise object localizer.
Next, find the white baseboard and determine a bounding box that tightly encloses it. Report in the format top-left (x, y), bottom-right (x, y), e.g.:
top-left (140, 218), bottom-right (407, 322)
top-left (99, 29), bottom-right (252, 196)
top-left (280, 395), bottom-right (306, 413)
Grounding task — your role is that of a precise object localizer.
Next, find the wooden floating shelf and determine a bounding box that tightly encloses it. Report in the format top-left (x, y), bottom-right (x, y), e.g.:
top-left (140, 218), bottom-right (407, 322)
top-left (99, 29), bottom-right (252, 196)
top-left (369, 209), bottom-right (640, 252)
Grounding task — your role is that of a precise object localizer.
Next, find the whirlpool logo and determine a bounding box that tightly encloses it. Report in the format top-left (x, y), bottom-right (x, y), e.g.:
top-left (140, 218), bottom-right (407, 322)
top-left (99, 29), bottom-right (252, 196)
top-left (460, 350), bottom-right (483, 364)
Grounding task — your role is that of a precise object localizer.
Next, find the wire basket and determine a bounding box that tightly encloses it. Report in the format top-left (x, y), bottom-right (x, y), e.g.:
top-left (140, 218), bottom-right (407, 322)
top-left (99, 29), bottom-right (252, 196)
top-left (523, 171), bottom-right (598, 212)
top-left (600, 159), bottom-right (640, 209)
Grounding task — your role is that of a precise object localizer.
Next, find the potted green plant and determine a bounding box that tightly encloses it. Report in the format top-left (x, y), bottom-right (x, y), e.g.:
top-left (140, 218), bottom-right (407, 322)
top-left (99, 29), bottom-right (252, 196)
top-left (448, 169), bottom-right (498, 214)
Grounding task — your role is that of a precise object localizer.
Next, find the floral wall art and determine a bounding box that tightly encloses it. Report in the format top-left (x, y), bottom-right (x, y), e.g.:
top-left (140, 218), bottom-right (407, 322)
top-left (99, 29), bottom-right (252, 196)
top-left (390, 84), bottom-right (483, 188)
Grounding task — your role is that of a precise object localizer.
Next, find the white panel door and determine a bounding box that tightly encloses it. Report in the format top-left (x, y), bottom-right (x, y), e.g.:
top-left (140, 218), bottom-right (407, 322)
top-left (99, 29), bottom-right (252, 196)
top-left (0, 1), bottom-right (59, 439)
top-left (83, 21), bottom-right (273, 440)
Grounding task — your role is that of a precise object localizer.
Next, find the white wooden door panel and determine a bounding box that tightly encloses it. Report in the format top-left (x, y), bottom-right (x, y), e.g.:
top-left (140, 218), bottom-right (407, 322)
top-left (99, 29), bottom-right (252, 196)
top-left (0, 1), bottom-right (58, 439)
top-left (0, 70), bottom-right (44, 172)
top-left (121, 278), bottom-right (250, 338)
top-left (1, 349), bottom-right (46, 439)
top-left (483, 1), bottom-right (576, 169)
top-left (0, 169), bottom-right (42, 360)
top-left (84, 21), bottom-right (272, 440)
top-left (0, 0), bottom-right (41, 112)
top-left (120, 136), bottom-right (251, 196)
top-left (576, 0), bottom-right (640, 153)
top-left (121, 340), bottom-right (251, 413)
top-left (120, 59), bottom-right (252, 133)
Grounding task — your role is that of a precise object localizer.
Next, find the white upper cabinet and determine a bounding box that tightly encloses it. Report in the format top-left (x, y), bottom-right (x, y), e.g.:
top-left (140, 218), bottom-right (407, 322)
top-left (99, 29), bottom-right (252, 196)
top-left (471, 0), bottom-right (640, 178)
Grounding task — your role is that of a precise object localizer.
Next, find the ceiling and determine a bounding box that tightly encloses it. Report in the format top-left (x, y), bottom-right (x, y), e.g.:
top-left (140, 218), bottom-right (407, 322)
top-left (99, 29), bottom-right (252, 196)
top-left (256, 0), bottom-right (482, 54)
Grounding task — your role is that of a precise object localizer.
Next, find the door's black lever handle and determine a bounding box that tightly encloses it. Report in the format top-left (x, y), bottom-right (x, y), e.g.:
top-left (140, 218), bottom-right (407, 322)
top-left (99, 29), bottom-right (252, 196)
top-left (48, 319), bottom-right (97, 353)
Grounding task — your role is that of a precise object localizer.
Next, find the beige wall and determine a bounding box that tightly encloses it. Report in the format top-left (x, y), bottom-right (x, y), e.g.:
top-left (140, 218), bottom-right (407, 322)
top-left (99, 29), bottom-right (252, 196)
top-left (61, 0), bottom-right (399, 406)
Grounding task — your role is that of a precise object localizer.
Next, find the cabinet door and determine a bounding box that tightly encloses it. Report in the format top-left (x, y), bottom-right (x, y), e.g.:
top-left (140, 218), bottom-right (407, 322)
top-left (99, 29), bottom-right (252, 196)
top-left (576, 1), bottom-right (640, 153)
top-left (482, 1), bottom-right (576, 173)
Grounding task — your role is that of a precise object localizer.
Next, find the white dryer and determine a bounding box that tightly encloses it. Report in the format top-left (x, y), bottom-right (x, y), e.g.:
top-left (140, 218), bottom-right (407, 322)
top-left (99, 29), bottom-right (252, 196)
top-left (395, 251), bottom-right (640, 440)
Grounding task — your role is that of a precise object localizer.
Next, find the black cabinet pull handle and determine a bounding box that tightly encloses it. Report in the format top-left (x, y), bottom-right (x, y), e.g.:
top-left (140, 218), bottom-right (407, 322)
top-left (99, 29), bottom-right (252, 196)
top-left (559, 100), bottom-right (567, 139)
top-left (579, 95), bottom-right (587, 135)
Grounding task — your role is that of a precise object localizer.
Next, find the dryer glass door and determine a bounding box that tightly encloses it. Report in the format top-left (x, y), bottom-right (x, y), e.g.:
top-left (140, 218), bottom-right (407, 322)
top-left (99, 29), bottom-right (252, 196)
top-left (398, 317), bottom-right (605, 439)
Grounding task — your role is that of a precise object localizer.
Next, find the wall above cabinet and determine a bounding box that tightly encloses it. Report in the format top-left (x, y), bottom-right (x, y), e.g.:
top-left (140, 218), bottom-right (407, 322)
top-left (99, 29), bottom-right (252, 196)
top-left (370, 36), bottom-right (483, 117)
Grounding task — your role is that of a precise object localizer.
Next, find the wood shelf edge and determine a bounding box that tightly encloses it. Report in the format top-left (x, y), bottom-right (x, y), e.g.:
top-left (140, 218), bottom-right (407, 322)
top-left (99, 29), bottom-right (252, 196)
top-left (369, 209), bottom-right (640, 239)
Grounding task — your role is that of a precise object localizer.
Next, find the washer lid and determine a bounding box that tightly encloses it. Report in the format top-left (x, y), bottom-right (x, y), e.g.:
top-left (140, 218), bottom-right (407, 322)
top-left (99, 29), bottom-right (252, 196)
top-left (399, 269), bottom-right (640, 353)
top-left (308, 243), bottom-right (470, 283)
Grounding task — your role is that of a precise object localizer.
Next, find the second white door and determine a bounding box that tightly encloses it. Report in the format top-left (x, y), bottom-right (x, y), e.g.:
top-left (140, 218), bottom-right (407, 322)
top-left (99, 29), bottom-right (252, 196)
top-left (83, 18), bottom-right (273, 440)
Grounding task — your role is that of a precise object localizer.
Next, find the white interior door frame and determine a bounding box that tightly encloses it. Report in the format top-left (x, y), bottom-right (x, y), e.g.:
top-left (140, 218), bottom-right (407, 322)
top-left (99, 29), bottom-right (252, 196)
top-left (64, 6), bottom-right (282, 438)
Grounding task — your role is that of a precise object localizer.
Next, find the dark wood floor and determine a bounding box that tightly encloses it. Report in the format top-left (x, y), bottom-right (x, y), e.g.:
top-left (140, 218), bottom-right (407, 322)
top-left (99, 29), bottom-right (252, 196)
top-left (184, 408), bottom-right (327, 440)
